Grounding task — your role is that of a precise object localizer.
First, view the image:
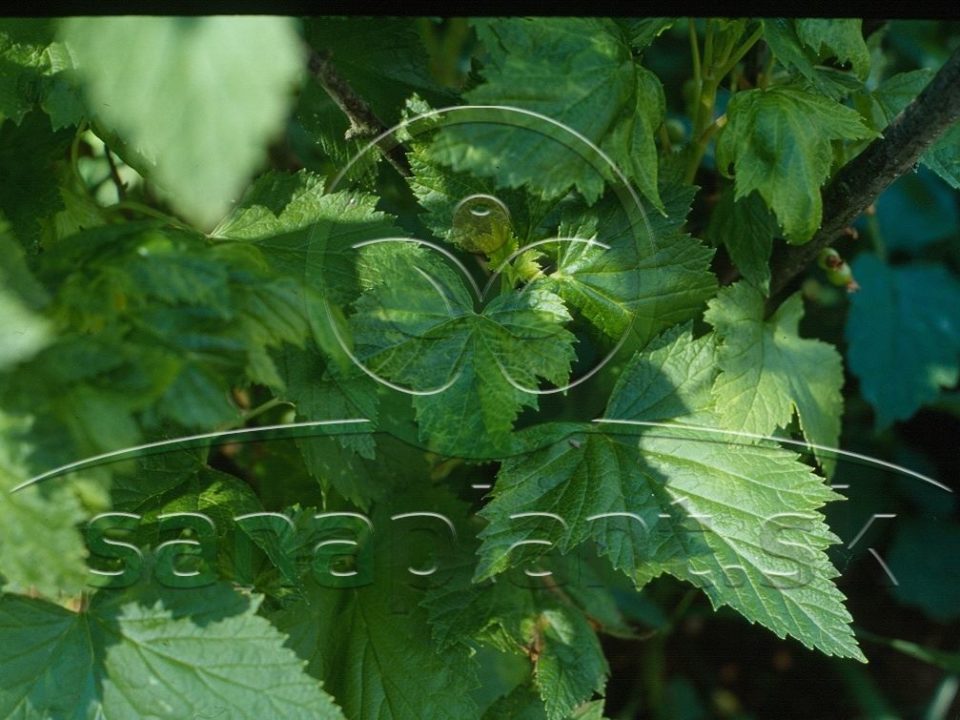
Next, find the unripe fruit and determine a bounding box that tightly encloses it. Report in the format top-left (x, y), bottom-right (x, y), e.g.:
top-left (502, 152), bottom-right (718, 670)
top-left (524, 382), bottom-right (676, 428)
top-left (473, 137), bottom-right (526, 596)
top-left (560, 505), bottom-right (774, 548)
top-left (665, 118), bottom-right (686, 144)
top-left (825, 261), bottom-right (859, 292)
top-left (817, 247), bottom-right (843, 270)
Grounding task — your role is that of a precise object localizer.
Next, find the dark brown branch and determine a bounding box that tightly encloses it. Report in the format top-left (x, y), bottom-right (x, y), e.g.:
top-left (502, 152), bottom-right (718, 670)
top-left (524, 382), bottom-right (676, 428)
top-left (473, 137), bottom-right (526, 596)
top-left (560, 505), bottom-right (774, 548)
top-left (767, 45), bottom-right (960, 300)
top-left (306, 48), bottom-right (411, 177)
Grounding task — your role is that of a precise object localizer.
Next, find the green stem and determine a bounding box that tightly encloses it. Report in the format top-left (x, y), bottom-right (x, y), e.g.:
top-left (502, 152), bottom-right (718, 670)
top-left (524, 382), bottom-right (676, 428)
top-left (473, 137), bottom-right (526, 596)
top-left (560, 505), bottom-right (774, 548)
top-left (684, 75), bottom-right (720, 184)
top-left (66, 125), bottom-right (125, 230)
top-left (667, 587), bottom-right (698, 627)
top-left (112, 200), bottom-right (192, 231)
top-left (702, 19), bottom-right (715, 74)
top-left (697, 113), bottom-right (726, 146)
top-left (760, 47), bottom-right (776, 89)
top-left (641, 632), bottom-right (667, 720)
top-left (684, 22), bottom-right (760, 184)
top-left (925, 675), bottom-right (959, 720)
top-left (103, 145), bottom-right (127, 201)
top-left (834, 659), bottom-right (897, 719)
top-left (865, 210), bottom-right (887, 262)
top-left (717, 25), bottom-right (763, 80)
top-left (207, 396), bottom-right (294, 438)
top-left (240, 397), bottom-right (293, 423)
top-left (688, 19), bottom-right (702, 90)
top-left (69, 124), bottom-right (86, 186)
top-left (637, 589), bottom-right (698, 720)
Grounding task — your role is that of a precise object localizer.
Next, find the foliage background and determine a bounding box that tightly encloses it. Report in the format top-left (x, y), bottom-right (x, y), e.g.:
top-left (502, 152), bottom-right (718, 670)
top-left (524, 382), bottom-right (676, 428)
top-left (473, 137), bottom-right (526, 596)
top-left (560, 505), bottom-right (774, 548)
top-left (0, 15), bottom-right (958, 720)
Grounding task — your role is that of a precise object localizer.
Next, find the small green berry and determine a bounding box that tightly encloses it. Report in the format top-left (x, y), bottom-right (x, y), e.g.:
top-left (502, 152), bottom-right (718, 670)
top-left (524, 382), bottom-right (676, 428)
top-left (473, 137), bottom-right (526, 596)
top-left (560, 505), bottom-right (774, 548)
top-left (817, 247), bottom-right (842, 270)
top-left (825, 261), bottom-right (854, 289)
top-left (665, 118), bottom-right (686, 144)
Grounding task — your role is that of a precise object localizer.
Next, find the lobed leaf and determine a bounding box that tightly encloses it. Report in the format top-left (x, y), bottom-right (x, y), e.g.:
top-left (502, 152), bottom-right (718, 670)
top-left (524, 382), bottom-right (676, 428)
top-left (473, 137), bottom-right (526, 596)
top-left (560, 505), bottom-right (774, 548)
top-left (63, 17), bottom-right (304, 229)
top-left (0, 583), bottom-right (345, 719)
top-left (704, 282), bottom-right (844, 474)
top-left (717, 85), bottom-right (874, 243)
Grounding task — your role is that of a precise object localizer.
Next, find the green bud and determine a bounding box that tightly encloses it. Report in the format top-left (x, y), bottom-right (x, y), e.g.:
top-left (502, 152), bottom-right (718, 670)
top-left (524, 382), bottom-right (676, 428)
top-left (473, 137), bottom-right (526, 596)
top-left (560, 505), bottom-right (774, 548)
top-left (665, 118), bottom-right (686, 144)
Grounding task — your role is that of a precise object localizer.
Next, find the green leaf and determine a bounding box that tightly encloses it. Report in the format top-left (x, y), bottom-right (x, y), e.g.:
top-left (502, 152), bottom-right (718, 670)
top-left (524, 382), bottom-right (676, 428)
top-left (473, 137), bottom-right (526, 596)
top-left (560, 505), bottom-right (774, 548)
top-left (0, 220), bottom-right (329, 478)
top-left (215, 169), bottom-right (331, 239)
top-left (0, 288), bottom-right (50, 371)
top-left (424, 550), bottom-right (609, 720)
top-left (624, 182), bottom-right (717, 344)
top-left (0, 20), bottom-right (55, 125)
top-left (217, 174), bottom-right (403, 311)
top-left (476, 322), bottom-right (860, 659)
top-left (118, 460), bottom-right (271, 587)
top-left (845, 254), bottom-right (960, 428)
top-left (0, 19), bottom-right (83, 128)
top-left (705, 189), bottom-right (778, 295)
top-left (483, 685), bottom-right (550, 720)
top-left (431, 18), bottom-right (663, 208)
top-left (135, 463), bottom-right (262, 532)
top-left (795, 19), bottom-right (870, 79)
top-left (476, 323), bottom-right (715, 581)
top-left (704, 283), bottom-right (844, 474)
top-left (407, 137), bottom-right (555, 247)
top-left (411, 138), bottom-right (714, 348)
top-left (535, 606), bottom-right (608, 720)
top-left (0, 413), bottom-right (89, 598)
top-left (762, 19), bottom-right (817, 81)
top-left (855, 68), bottom-right (933, 132)
top-left (0, 583), bottom-right (345, 719)
top-left (761, 19), bottom-right (865, 99)
top-left (481, 661), bottom-right (609, 719)
top-left (304, 18), bottom-right (451, 127)
top-left (349, 242), bottom-right (576, 455)
top-left (7, 14), bottom-right (947, 696)
top-left (617, 18), bottom-right (675, 52)
top-left (108, 447), bottom-right (208, 511)
top-left (291, 81), bottom-right (378, 185)
top-left (274, 342), bottom-right (378, 450)
top-left (42, 181), bottom-right (109, 248)
top-left (601, 66), bottom-right (665, 212)
top-left (544, 181), bottom-right (716, 343)
top-left (62, 17), bottom-right (304, 228)
top-left (269, 342), bottom-right (435, 514)
top-left (478, 423), bottom-right (862, 660)
top-left (568, 701), bottom-right (609, 720)
top-left (0, 220), bottom-right (48, 308)
top-left (922, 121), bottom-right (960, 190)
top-left (717, 85), bottom-right (874, 243)
top-left (272, 495), bottom-right (480, 720)
top-left (0, 110), bottom-right (71, 248)
top-left (294, 19), bottom-right (453, 176)
top-left (37, 40), bottom-right (85, 130)
top-left (604, 322), bottom-right (717, 423)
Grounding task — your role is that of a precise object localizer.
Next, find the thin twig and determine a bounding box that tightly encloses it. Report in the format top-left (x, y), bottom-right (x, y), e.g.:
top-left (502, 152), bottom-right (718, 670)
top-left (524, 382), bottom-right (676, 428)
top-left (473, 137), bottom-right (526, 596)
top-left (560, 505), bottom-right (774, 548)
top-left (103, 145), bottom-right (126, 201)
top-left (306, 48), bottom-right (411, 177)
top-left (767, 45), bottom-right (960, 301)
